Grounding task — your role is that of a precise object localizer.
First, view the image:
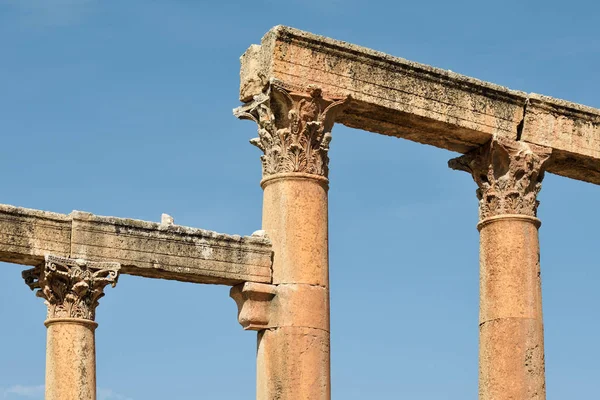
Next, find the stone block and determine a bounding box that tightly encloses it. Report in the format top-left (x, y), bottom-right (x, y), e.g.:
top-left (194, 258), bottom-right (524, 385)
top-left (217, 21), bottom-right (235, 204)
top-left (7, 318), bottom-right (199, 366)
top-left (0, 204), bottom-right (272, 285)
top-left (0, 204), bottom-right (71, 266)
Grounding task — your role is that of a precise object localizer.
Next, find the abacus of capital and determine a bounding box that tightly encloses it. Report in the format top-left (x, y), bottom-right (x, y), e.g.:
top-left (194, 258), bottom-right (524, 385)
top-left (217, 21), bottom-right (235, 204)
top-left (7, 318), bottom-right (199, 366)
top-left (2, 26), bottom-right (598, 399)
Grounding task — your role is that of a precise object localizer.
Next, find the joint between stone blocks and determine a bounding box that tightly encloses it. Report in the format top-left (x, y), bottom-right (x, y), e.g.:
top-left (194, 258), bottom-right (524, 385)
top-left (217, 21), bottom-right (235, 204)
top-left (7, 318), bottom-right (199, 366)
top-left (230, 282), bottom-right (330, 332)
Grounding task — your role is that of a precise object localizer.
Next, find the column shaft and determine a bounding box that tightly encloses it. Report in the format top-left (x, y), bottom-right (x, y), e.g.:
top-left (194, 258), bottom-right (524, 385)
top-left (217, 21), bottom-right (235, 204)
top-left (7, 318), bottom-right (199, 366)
top-left (449, 137), bottom-right (551, 400)
top-left (45, 319), bottom-right (98, 400)
top-left (478, 216), bottom-right (545, 399)
top-left (258, 173), bottom-right (330, 400)
top-left (235, 82), bottom-right (347, 400)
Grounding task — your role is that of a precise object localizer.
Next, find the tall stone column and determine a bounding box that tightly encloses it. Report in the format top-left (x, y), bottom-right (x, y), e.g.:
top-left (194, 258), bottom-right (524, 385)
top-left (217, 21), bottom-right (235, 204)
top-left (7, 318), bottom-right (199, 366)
top-left (235, 82), bottom-right (348, 400)
top-left (23, 255), bottom-right (120, 400)
top-left (449, 137), bottom-right (552, 400)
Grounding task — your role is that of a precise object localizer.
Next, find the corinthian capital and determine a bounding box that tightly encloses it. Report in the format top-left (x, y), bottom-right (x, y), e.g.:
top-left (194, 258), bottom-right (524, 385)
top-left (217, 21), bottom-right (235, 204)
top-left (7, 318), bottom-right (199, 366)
top-left (449, 137), bottom-right (552, 221)
top-left (234, 81), bottom-right (350, 178)
top-left (23, 255), bottom-right (120, 321)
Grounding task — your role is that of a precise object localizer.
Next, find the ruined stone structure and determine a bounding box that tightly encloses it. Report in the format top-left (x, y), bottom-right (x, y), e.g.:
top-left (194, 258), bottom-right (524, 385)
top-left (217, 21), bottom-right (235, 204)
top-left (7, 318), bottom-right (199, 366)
top-left (2, 26), bottom-right (599, 399)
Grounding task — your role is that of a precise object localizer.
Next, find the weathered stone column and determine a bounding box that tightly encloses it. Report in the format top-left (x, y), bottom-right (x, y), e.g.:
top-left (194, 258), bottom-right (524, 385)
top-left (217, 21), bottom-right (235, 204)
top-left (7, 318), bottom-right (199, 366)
top-left (235, 82), bottom-right (348, 400)
top-left (23, 255), bottom-right (120, 400)
top-left (449, 137), bottom-right (552, 400)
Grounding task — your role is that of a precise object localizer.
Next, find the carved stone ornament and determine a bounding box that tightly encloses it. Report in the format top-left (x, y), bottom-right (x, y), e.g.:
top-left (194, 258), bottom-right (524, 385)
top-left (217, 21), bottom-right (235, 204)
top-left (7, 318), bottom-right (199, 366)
top-left (22, 255), bottom-right (120, 321)
top-left (448, 137), bottom-right (552, 220)
top-left (234, 81), bottom-right (350, 178)
top-left (230, 282), bottom-right (276, 331)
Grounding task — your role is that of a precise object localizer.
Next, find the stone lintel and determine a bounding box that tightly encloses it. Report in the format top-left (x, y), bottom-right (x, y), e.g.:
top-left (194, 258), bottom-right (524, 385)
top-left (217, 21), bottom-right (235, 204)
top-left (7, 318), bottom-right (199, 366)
top-left (239, 25), bottom-right (600, 185)
top-left (0, 204), bottom-right (71, 265)
top-left (0, 204), bottom-right (272, 285)
top-left (522, 94), bottom-right (600, 184)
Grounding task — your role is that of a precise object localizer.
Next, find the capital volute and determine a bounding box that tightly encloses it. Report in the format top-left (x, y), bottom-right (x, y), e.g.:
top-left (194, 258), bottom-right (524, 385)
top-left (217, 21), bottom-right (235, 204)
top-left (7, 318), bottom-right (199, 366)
top-left (449, 137), bottom-right (552, 221)
top-left (234, 81), bottom-right (350, 179)
top-left (230, 282), bottom-right (277, 331)
top-left (22, 255), bottom-right (121, 322)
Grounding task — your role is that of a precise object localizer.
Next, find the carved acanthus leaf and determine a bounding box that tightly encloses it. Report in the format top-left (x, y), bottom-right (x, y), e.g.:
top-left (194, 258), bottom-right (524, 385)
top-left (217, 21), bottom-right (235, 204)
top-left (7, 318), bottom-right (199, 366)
top-left (448, 137), bottom-right (552, 220)
top-left (23, 255), bottom-right (120, 321)
top-left (234, 82), bottom-right (350, 178)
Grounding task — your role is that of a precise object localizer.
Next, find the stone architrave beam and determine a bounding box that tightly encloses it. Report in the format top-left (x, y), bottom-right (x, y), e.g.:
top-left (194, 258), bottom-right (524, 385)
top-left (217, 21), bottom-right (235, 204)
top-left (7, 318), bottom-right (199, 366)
top-left (239, 26), bottom-right (600, 185)
top-left (0, 204), bottom-right (272, 285)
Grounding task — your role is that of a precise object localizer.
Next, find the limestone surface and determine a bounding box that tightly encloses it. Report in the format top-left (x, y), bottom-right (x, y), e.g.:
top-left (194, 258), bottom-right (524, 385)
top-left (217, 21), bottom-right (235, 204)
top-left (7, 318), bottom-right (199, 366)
top-left (0, 204), bottom-right (272, 285)
top-left (239, 25), bottom-right (600, 185)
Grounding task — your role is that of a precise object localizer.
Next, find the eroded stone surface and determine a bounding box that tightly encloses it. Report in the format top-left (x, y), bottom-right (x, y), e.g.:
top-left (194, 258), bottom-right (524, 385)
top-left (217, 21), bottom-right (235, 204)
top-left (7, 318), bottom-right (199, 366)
top-left (238, 26), bottom-right (600, 185)
top-left (523, 94), bottom-right (600, 184)
top-left (23, 255), bottom-right (120, 321)
top-left (0, 204), bottom-right (71, 265)
top-left (449, 137), bottom-right (552, 221)
top-left (23, 256), bottom-right (114, 400)
top-left (235, 82), bottom-right (349, 178)
top-left (478, 215), bottom-right (546, 400)
top-left (230, 282), bottom-right (277, 330)
top-left (257, 327), bottom-right (330, 400)
top-left (231, 283), bottom-right (329, 332)
top-left (0, 204), bottom-right (272, 285)
top-left (70, 211), bottom-right (272, 285)
top-left (253, 174), bottom-right (331, 400)
top-left (240, 26), bottom-right (528, 153)
top-left (261, 175), bottom-right (329, 286)
top-left (45, 320), bottom-right (97, 400)
top-left (453, 137), bottom-right (548, 400)
top-left (479, 318), bottom-right (545, 400)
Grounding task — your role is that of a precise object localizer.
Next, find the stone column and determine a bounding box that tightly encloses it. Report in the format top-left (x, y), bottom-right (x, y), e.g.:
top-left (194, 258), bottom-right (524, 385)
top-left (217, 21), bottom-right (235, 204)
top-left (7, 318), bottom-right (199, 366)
top-left (235, 82), bottom-right (348, 400)
top-left (449, 137), bottom-right (552, 400)
top-left (23, 255), bottom-right (120, 400)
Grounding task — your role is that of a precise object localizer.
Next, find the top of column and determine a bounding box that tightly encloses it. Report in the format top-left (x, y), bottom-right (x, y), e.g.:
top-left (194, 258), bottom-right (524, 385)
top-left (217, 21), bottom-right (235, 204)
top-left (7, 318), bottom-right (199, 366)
top-left (23, 255), bottom-right (120, 322)
top-left (449, 137), bottom-right (552, 223)
top-left (234, 81), bottom-right (349, 180)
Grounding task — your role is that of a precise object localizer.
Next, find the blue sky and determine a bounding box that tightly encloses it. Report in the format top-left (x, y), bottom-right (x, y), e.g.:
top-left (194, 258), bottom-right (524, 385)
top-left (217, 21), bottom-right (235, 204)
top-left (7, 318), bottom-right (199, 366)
top-left (0, 0), bottom-right (598, 399)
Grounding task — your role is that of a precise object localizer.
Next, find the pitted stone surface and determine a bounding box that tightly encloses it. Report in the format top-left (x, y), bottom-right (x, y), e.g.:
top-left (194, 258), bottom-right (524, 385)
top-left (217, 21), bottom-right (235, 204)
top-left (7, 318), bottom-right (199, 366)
top-left (0, 204), bottom-right (272, 285)
top-left (235, 82), bottom-right (349, 178)
top-left (45, 320), bottom-right (97, 400)
top-left (239, 25), bottom-right (600, 185)
top-left (23, 255), bottom-right (120, 321)
top-left (449, 137), bottom-right (552, 220)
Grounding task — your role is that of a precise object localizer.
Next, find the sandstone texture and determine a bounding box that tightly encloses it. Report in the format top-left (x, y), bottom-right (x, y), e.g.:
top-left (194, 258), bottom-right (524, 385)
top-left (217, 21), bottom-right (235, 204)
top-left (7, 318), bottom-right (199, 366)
top-left (240, 25), bottom-right (600, 185)
top-left (523, 94), bottom-right (600, 183)
top-left (478, 216), bottom-right (546, 400)
top-left (0, 204), bottom-right (71, 266)
top-left (45, 319), bottom-right (97, 400)
top-left (230, 282), bottom-right (277, 330)
top-left (255, 173), bottom-right (331, 400)
top-left (0, 204), bottom-right (272, 285)
top-left (234, 64), bottom-right (337, 398)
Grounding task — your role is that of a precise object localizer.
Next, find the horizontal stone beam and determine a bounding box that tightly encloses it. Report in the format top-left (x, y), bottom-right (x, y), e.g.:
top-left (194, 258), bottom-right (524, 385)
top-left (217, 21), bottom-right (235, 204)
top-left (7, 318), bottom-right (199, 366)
top-left (522, 94), bottom-right (599, 183)
top-left (238, 26), bottom-right (600, 185)
top-left (0, 205), bottom-right (71, 266)
top-left (0, 204), bottom-right (272, 285)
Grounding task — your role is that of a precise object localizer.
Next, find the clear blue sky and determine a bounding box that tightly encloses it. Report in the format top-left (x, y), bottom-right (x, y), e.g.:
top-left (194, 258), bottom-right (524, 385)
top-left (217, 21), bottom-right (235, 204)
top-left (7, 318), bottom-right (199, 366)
top-left (0, 1), bottom-right (598, 399)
